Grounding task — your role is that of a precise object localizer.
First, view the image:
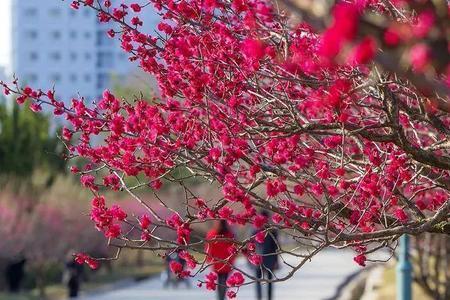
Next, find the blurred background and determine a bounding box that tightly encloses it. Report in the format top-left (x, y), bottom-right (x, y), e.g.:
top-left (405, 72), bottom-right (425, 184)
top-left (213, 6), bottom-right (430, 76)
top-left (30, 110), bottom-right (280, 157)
top-left (0, 1), bottom-right (448, 300)
top-left (0, 64), bottom-right (166, 299)
top-left (0, 1), bottom-right (168, 299)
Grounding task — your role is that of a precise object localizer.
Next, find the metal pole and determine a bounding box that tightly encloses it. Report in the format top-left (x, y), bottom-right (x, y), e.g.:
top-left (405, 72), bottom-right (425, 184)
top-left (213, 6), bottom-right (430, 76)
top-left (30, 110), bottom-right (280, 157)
top-left (397, 234), bottom-right (412, 300)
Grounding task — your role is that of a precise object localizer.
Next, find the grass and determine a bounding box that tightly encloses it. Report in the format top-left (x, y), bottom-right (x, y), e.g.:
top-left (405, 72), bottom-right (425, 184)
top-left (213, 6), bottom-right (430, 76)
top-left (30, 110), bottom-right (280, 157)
top-left (375, 265), bottom-right (432, 300)
top-left (0, 294), bottom-right (39, 300)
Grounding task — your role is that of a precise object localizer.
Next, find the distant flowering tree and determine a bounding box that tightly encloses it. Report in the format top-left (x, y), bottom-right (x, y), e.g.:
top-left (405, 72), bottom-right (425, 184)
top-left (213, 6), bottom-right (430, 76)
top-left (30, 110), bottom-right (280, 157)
top-left (0, 177), bottom-right (107, 296)
top-left (2, 0), bottom-right (449, 297)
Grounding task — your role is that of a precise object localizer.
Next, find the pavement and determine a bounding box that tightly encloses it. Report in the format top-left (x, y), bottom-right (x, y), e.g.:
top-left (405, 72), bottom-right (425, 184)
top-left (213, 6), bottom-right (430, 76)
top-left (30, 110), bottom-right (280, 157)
top-left (80, 249), bottom-right (363, 300)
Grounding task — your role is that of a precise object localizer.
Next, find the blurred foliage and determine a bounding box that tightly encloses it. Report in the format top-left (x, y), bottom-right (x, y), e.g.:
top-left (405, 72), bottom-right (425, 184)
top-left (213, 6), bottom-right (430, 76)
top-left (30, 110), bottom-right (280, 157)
top-left (0, 174), bottom-right (106, 295)
top-left (111, 72), bottom-right (156, 101)
top-left (166, 165), bottom-right (206, 187)
top-left (376, 265), bottom-right (432, 300)
top-left (111, 80), bottom-right (205, 190)
top-left (0, 251), bottom-right (164, 300)
top-left (0, 97), bottom-right (168, 297)
top-left (0, 100), bottom-right (66, 179)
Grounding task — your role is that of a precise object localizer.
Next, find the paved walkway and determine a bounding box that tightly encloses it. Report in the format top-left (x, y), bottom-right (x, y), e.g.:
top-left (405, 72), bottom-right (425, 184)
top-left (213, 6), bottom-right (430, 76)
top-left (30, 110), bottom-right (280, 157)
top-left (80, 249), bottom-right (363, 300)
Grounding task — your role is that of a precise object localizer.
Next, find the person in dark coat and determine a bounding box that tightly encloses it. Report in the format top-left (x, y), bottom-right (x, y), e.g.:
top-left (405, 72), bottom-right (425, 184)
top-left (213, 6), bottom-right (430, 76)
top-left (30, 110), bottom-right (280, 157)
top-left (164, 249), bottom-right (190, 288)
top-left (5, 258), bottom-right (26, 293)
top-left (254, 211), bottom-right (279, 300)
top-left (64, 256), bottom-right (84, 298)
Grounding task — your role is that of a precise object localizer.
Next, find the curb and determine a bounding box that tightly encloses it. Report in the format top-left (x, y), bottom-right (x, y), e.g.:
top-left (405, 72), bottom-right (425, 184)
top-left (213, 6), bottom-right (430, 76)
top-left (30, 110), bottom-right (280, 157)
top-left (80, 272), bottom-right (161, 298)
top-left (325, 265), bottom-right (376, 300)
top-left (360, 266), bottom-right (385, 300)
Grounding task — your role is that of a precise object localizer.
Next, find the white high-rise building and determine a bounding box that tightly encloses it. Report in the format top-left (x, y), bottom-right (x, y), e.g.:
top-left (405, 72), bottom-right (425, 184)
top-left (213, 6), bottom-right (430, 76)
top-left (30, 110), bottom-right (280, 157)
top-left (0, 66), bottom-right (7, 83)
top-left (3, 0), bottom-right (159, 101)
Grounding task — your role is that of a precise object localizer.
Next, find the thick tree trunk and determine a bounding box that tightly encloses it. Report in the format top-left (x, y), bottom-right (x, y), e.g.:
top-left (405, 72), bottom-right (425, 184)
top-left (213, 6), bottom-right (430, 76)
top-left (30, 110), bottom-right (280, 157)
top-left (36, 268), bottom-right (47, 299)
top-left (413, 233), bottom-right (450, 300)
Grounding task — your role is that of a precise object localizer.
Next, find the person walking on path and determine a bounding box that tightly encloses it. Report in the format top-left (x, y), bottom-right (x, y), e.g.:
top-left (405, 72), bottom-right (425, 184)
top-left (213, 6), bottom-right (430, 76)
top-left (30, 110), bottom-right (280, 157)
top-left (163, 249), bottom-right (190, 288)
top-left (5, 257), bottom-right (26, 293)
top-left (254, 211), bottom-right (279, 300)
top-left (205, 220), bottom-right (236, 300)
top-left (63, 254), bottom-right (84, 298)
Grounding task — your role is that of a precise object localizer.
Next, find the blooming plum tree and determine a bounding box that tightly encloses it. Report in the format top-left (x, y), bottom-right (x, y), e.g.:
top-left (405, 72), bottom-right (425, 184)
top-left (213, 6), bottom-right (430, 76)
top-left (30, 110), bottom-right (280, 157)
top-left (1, 0), bottom-right (449, 297)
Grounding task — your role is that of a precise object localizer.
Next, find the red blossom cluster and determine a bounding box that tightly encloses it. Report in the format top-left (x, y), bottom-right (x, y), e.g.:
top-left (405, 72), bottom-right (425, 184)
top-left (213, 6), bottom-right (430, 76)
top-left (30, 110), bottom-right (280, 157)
top-left (205, 271), bottom-right (218, 290)
top-left (90, 195), bottom-right (127, 238)
top-left (227, 271), bottom-right (245, 287)
top-left (168, 250), bottom-right (195, 278)
top-left (1, 0), bottom-right (449, 294)
top-left (74, 253), bottom-right (100, 270)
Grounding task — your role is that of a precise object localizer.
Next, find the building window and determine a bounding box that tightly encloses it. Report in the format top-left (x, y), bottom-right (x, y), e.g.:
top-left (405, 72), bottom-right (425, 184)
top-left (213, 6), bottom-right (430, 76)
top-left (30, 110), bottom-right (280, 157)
top-left (51, 31), bottom-right (61, 39)
top-left (83, 10), bottom-right (91, 17)
top-left (70, 74), bottom-right (78, 82)
top-left (29, 52), bottom-right (39, 61)
top-left (96, 31), bottom-right (112, 46)
top-left (49, 8), bottom-right (61, 17)
top-left (97, 51), bottom-right (113, 68)
top-left (24, 8), bottom-right (38, 17)
top-left (50, 73), bottom-right (61, 83)
top-left (84, 53), bottom-right (92, 60)
top-left (25, 73), bottom-right (38, 84)
top-left (70, 31), bottom-right (77, 39)
top-left (50, 52), bottom-right (62, 61)
top-left (97, 73), bottom-right (109, 89)
top-left (25, 30), bottom-right (38, 39)
top-left (84, 74), bottom-right (92, 82)
top-left (70, 52), bottom-right (78, 60)
top-left (84, 32), bottom-right (92, 39)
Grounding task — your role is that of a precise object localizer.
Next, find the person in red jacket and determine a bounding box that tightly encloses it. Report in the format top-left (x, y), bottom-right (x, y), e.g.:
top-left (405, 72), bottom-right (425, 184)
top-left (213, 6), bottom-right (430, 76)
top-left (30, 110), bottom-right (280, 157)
top-left (205, 220), bottom-right (236, 300)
